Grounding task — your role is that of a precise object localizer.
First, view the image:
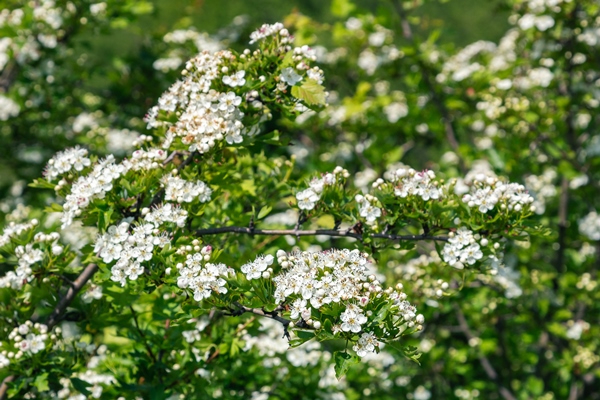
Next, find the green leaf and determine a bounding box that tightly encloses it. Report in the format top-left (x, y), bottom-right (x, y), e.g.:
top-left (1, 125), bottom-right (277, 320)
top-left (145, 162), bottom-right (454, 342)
top-left (44, 203), bottom-right (64, 213)
top-left (240, 180), bottom-right (257, 196)
top-left (71, 378), bottom-right (92, 396)
top-left (334, 351), bottom-right (359, 378)
top-left (257, 205), bottom-right (272, 220)
top-left (291, 79), bottom-right (326, 106)
top-left (331, 0), bottom-right (356, 17)
top-left (98, 208), bottom-right (113, 232)
top-left (34, 373), bottom-right (49, 392)
top-left (296, 330), bottom-right (316, 340)
top-left (29, 179), bottom-right (56, 190)
top-left (402, 345), bottom-right (422, 365)
top-left (281, 50), bottom-right (295, 69)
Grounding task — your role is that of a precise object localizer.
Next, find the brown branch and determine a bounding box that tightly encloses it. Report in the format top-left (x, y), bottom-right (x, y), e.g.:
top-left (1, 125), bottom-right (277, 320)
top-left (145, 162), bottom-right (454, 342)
top-left (196, 226), bottom-right (449, 242)
top-left (568, 381), bottom-right (579, 400)
top-left (455, 307), bottom-right (517, 400)
top-left (232, 302), bottom-right (292, 339)
top-left (0, 377), bottom-right (14, 400)
top-left (46, 263), bottom-right (98, 329)
top-left (0, 62), bottom-right (18, 93)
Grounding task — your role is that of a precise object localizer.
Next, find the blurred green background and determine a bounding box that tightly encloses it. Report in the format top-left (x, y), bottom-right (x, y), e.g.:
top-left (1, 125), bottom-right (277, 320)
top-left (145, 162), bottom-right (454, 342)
top-left (82, 0), bottom-right (510, 82)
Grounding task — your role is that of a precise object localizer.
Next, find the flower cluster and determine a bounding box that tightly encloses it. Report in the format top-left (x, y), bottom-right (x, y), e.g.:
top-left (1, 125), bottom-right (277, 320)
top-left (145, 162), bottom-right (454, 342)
top-left (145, 49), bottom-right (246, 152)
top-left (0, 219), bottom-right (38, 248)
top-left (249, 22), bottom-right (289, 44)
top-left (94, 204), bottom-right (184, 286)
top-left (54, 371), bottom-right (115, 399)
top-left (61, 155), bottom-right (128, 228)
top-left (145, 22), bottom-right (325, 156)
top-left (241, 254), bottom-right (274, 280)
top-left (43, 146), bottom-right (91, 181)
top-left (164, 176), bottom-right (212, 203)
top-left (353, 332), bottom-right (379, 357)
top-left (524, 169), bottom-right (557, 214)
top-left (0, 95), bottom-right (20, 121)
top-left (442, 227), bottom-right (484, 269)
top-left (579, 211), bottom-right (600, 241)
top-left (274, 249), bottom-right (423, 357)
top-left (461, 177), bottom-right (534, 214)
top-left (355, 194), bottom-right (382, 225)
top-left (295, 166), bottom-right (349, 210)
top-left (1, 322), bottom-right (54, 366)
top-left (176, 245), bottom-right (233, 301)
top-left (127, 148), bottom-right (167, 171)
top-left (375, 167), bottom-right (442, 201)
top-left (0, 231), bottom-right (60, 290)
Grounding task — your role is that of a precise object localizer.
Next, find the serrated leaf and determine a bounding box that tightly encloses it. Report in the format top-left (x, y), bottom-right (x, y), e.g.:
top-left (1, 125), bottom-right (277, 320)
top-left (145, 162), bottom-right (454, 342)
top-left (291, 79), bottom-right (326, 106)
top-left (34, 373), bottom-right (49, 392)
top-left (334, 351), bottom-right (359, 378)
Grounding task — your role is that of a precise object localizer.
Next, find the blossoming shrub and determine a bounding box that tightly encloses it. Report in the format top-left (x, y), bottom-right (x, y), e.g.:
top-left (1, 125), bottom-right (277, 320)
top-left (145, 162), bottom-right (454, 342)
top-left (1, 0), bottom-right (599, 398)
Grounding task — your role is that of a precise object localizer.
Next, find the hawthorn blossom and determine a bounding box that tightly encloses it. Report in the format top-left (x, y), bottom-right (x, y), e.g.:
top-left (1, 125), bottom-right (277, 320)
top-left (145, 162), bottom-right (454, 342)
top-left (462, 177), bottom-right (534, 214)
top-left (296, 188), bottom-right (320, 210)
top-left (249, 22), bottom-right (287, 44)
top-left (241, 254), bottom-right (274, 280)
top-left (164, 176), bottom-right (212, 203)
top-left (280, 67), bottom-right (302, 86)
top-left (44, 146), bottom-right (91, 181)
top-left (355, 194), bottom-right (382, 224)
top-left (442, 227), bottom-right (484, 268)
top-left (353, 332), bottom-right (379, 357)
top-left (222, 70), bottom-right (246, 87)
top-left (385, 167), bottom-right (442, 201)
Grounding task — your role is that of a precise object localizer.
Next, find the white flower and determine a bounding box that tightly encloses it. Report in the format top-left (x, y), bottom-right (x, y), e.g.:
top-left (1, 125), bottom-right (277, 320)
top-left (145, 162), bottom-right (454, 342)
top-left (296, 189), bottom-right (320, 210)
top-left (280, 67), bottom-right (302, 86)
top-left (241, 254), bottom-right (274, 280)
top-left (0, 95), bottom-right (20, 121)
top-left (341, 307), bottom-right (367, 333)
top-left (222, 70), bottom-right (246, 87)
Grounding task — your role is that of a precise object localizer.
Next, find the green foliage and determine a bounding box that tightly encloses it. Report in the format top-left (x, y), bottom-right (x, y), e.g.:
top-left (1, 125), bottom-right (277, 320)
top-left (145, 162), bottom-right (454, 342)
top-left (0, 0), bottom-right (599, 399)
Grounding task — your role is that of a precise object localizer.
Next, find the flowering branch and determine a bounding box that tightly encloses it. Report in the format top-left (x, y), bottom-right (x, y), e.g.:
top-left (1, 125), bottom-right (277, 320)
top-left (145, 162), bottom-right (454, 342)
top-left (46, 263), bottom-right (99, 329)
top-left (231, 302), bottom-right (293, 339)
top-left (195, 226), bottom-right (449, 242)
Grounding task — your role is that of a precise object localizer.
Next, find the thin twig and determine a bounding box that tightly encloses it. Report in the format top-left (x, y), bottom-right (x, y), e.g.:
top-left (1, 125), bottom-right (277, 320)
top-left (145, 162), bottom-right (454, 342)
top-left (232, 302), bottom-right (292, 339)
top-left (129, 305), bottom-right (158, 365)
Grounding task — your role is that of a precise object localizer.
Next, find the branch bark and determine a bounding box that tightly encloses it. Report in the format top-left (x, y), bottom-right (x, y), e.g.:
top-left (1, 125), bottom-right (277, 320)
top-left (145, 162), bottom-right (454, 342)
top-left (196, 226), bottom-right (449, 242)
